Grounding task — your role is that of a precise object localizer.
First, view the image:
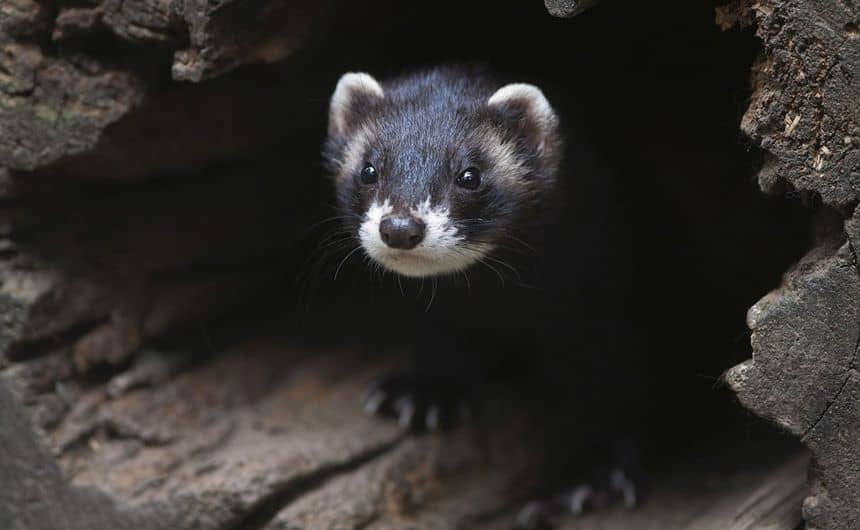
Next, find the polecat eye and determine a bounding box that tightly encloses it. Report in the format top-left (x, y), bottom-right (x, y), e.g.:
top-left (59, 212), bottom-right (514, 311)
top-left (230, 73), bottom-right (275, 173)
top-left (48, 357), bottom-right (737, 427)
top-left (360, 163), bottom-right (378, 184)
top-left (456, 168), bottom-right (481, 190)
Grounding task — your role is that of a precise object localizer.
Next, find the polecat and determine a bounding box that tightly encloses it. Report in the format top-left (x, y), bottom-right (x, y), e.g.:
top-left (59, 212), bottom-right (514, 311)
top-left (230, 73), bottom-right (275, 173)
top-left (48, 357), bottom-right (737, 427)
top-left (322, 66), bottom-right (643, 527)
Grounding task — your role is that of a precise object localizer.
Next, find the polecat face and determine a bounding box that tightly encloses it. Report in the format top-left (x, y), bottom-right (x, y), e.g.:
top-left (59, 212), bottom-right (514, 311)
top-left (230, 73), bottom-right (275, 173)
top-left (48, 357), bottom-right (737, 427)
top-left (324, 68), bottom-right (562, 278)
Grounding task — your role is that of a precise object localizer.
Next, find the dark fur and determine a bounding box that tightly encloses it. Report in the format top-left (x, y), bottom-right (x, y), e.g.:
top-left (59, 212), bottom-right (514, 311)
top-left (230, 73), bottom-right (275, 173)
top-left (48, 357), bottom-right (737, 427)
top-left (323, 66), bottom-right (644, 494)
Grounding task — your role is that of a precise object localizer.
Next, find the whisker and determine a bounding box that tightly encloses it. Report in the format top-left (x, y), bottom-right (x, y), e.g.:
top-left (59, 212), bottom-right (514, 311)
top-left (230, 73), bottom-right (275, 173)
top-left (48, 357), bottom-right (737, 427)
top-left (477, 257), bottom-right (505, 286)
top-left (334, 245), bottom-right (363, 280)
top-left (294, 234), bottom-right (355, 284)
top-left (426, 277), bottom-right (438, 311)
top-left (317, 233), bottom-right (356, 251)
top-left (499, 232), bottom-right (536, 253)
top-left (484, 254), bottom-right (522, 282)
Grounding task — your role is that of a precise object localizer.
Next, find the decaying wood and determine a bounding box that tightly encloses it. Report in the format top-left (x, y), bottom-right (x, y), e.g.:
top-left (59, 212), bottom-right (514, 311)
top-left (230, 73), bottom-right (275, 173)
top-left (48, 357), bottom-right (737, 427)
top-left (738, 1), bottom-right (859, 208)
top-left (3, 325), bottom-right (807, 530)
top-left (544, 0), bottom-right (602, 18)
top-left (0, 0), bottom-right (399, 176)
top-left (724, 1), bottom-right (860, 529)
top-left (2, 325), bottom-right (538, 530)
top-left (0, 0), bottom-right (852, 528)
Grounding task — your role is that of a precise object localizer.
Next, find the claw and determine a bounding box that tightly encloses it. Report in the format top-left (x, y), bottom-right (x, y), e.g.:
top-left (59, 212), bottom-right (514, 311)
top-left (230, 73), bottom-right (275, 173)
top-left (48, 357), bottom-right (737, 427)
top-left (394, 395), bottom-right (415, 428)
top-left (360, 372), bottom-right (472, 432)
top-left (363, 389), bottom-right (386, 416)
top-left (516, 457), bottom-right (644, 529)
top-left (564, 485), bottom-right (595, 516)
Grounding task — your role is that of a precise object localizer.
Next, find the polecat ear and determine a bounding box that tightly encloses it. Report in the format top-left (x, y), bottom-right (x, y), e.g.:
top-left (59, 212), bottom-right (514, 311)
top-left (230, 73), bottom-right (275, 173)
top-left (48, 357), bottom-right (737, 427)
top-left (488, 83), bottom-right (560, 157)
top-left (329, 72), bottom-right (385, 137)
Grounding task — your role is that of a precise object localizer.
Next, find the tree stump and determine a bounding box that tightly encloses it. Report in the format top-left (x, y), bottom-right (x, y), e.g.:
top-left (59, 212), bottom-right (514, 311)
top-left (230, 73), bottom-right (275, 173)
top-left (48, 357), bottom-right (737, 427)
top-left (1, 0), bottom-right (852, 528)
top-left (723, 1), bottom-right (860, 529)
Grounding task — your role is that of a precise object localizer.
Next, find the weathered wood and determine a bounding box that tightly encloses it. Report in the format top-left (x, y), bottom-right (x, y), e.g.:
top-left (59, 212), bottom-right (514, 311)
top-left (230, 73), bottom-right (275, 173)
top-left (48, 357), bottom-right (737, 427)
top-left (0, 42), bottom-right (143, 171)
top-left (270, 447), bottom-right (809, 530)
top-left (1, 324), bottom-right (539, 530)
top-left (727, 227), bottom-right (860, 530)
top-left (0, 0), bottom-right (854, 529)
top-left (2, 325), bottom-right (808, 530)
top-left (0, 378), bottom-right (153, 530)
top-left (724, 1), bottom-right (860, 529)
top-left (0, 0), bottom-right (403, 175)
top-left (544, 0), bottom-right (602, 18)
top-left (738, 0), bottom-right (860, 208)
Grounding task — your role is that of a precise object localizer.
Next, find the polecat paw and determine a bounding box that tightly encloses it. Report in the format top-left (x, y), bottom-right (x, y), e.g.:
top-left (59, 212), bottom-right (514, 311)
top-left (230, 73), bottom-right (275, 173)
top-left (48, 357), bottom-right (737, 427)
top-left (362, 373), bottom-right (472, 432)
top-left (516, 466), bottom-right (644, 529)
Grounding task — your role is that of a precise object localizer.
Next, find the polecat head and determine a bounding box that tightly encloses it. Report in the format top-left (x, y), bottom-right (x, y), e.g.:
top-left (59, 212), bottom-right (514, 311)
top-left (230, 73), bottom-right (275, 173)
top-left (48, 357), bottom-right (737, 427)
top-left (324, 68), bottom-right (562, 278)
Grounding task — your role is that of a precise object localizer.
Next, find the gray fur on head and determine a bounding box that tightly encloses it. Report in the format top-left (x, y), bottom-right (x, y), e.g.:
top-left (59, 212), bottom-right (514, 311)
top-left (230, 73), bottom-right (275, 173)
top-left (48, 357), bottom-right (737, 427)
top-left (324, 67), bottom-right (562, 278)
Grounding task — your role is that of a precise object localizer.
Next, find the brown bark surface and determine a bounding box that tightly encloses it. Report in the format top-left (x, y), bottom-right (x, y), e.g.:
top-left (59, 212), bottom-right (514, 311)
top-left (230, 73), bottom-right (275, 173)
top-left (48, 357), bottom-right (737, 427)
top-left (724, 1), bottom-right (860, 529)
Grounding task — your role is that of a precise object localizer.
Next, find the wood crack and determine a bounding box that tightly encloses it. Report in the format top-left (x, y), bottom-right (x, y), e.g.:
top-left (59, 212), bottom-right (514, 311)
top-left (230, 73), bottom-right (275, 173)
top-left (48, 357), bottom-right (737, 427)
top-left (801, 239), bottom-right (860, 441)
top-left (228, 436), bottom-right (404, 530)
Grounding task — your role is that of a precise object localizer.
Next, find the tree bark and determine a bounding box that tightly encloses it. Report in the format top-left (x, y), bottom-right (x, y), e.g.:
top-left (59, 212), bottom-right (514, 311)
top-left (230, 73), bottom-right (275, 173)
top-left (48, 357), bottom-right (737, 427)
top-left (724, 1), bottom-right (860, 529)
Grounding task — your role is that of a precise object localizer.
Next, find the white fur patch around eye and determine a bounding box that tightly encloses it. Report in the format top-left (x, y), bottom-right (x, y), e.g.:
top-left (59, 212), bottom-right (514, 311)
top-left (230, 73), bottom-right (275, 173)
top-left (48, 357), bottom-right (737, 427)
top-left (358, 197), bottom-right (492, 278)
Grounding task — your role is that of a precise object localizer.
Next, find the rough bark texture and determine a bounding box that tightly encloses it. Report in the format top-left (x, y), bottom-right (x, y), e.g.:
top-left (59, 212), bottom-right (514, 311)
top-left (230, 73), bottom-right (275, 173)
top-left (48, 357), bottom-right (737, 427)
top-left (0, 0), bottom-right (377, 174)
top-left (0, 39), bottom-right (143, 171)
top-left (1, 333), bottom-right (538, 530)
top-left (543, 0), bottom-right (601, 18)
top-left (724, 1), bottom-right (860, 529)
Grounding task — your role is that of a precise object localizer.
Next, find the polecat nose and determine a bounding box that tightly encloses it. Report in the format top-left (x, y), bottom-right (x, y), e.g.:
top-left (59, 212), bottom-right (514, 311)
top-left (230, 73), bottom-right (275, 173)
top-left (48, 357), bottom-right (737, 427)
top-left (379, 215), bottom-right (426, 250)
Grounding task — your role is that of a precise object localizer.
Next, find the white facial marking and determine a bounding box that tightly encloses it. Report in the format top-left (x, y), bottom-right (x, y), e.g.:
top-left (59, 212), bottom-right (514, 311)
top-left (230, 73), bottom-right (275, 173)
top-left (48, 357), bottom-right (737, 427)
top-left (359, 197), bottom-right (491, 278)
top-left (412, 197), bottom-right (462, 255)
top-left (359, 198), bottom-right (393, 255)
